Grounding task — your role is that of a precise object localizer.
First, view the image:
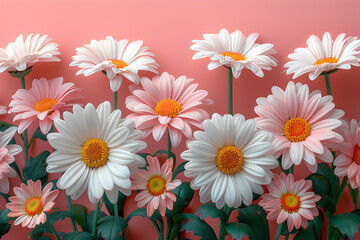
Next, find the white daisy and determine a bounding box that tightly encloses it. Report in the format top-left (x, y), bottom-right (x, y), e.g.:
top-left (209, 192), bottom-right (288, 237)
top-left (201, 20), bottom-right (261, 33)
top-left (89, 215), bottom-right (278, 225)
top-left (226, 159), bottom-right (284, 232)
top-left (285, 32), bottom-right (360, 80)
top-left (190, 28), bottom-right (277, 78)
top-left (181, 113), bottom-right (278, 208)
top-left (46, 101), bottom-right (147, 204)
top-left (70, 36), bottom-right (159, 92)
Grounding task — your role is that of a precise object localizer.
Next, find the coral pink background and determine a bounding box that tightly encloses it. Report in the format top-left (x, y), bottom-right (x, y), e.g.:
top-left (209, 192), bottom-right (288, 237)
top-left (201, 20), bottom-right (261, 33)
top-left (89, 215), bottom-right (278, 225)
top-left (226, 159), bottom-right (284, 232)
top-left (1, 0), bottom-right (360, 239)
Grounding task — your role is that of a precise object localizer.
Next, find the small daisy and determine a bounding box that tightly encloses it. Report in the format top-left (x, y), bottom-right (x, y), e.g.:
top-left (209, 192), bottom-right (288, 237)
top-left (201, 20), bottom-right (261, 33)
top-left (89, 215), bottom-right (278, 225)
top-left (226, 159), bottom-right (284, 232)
top-left (285, 32), bottom-right (360, 80)
top-left (0, 34), bottom-right (60, 73)
top-left (46, 101), bottom-right (147, 204)
top-left (132, 155), bottom-right (181, 217)
top-left (255, 81), bottom-right (344, 172)
top-left (190, 28), bottom-right (277, 78)
top-left (6, 180), bottom-right (59, 228)
top-left (0, 126), bottom-right (22, 194)
top-left (70, 36), bottom-right (159, 92)
top-left (9, 77), bottom-right (83, 134)
top-left (126, 72), bottom-right (212, 148)
top-left (334, 119), bottom-right (360, 188)
top-left (259, 173), bottom-right (321, 231)
top-left (182, 113), bottom-right (278, 208)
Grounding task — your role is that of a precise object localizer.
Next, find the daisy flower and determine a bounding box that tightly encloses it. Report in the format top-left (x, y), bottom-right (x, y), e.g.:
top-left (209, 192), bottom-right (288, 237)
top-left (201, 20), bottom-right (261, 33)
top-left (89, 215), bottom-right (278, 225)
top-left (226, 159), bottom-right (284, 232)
top-left (0, 106), bottom-right (8, 115)
top-left (9, 77), bottom-right (83, 134)
top-left (285, 32), bottom-right (360, 80)
top-left (0, 126), bottom-right (22, 194)
top-left (190, 28), bottom-right (277, 78)
top-left (334, 119), bottom-right (360, 188)
top-left (132, 155), bottom-right (181, 217)
top-left (6, 180), bottom-right (59, 228)
top-left (126, 72), bottom-right (212, 148)
top-left (181, 113), bottom-right (278, 208)
top-left (259, 173), bottom-right (321, 231)
top-left (0, 34), bottom-right (60, 73)
top-left (46, 101), bottom-right (147, 204)
top-left (70, 36), bottom-right (159, 92)
top-left (254, 81), bottom-right (344, 172)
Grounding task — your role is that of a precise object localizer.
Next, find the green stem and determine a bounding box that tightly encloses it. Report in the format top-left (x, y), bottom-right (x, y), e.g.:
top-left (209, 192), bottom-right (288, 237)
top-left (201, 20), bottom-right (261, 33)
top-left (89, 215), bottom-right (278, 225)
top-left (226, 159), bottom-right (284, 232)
top-left (219, 205), bottom-right (232, 240)
top-left (92, 200), bottom-right (101, 238)
top-left (285, 234), bottom-right (289, 240)
top-left (324, 74), bottom-right (332, 96)
top-left (47, 223), bottom-right (61, 240)
top-left (114, 91), bottom-right (118, 110)
top-left (274, 223), bottom-right (282, 240)
top-left (326, 212), bottom-right (331, 240)
top-left (20, 76), bottom-right (25, 89)
top-left (114, 202), bottom-right (119, 217)
top-left (167, 130), bottom-right (175, 171)
top-left (66, 194), bottom-right (78, 232)
top-left (228, 68), bottom-right (233, 115)
top-left (335, 176), bottom-right (348, 206)
top-left (28, 127), bottom-right (40, 148)
top-left (23, 130), bottom-right (29, 162)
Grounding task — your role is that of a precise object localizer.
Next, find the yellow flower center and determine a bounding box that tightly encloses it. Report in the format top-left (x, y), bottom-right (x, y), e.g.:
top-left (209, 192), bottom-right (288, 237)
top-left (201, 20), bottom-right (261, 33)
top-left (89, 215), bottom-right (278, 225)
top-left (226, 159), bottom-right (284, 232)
top-left (107, 59), bottom-right (128, 69)
top-left (221, 51), bottom-right (246, 61)
top-left (284, 118), bottom-right (311, 142)
top-left (81, 138), bottom-right (109, 168)
top-left (216, 146), bottom-right (244, 175)
top-left (154, 99), bottom-right (182, 118)
top-left (148, 176), bottom-right (166, 196)
top-left (25, 197), bottom-right (43, 216)
top-left (353, 145), bottom-right (360, 165)
top-left (35, 98), bottom-right (58, 112)
top-left (313, 57), bottom-right (339, 66)
top-left (281, 193), bottom-right (300, 213)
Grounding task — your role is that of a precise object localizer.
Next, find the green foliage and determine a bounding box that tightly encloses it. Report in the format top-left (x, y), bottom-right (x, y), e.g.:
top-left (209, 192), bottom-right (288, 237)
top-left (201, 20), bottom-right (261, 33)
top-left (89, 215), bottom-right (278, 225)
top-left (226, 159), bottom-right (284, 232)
top-left (22, 150), bottom-right (49, 184)
top-left (0, 209), bottom-right (12, 238)
top-left (33, 129), bottom-right (47, 141)
top-left (172, 161), bottom-right (186, 180)
top-left (237, 205), bottom-right (269, 240)
top-left (331, 213), bottom-right (360, 239)
top-left (103, 192), bottom-right (126, 217)
top-left (307, 209), bottom-right (324, 240)
top-left (29, 223), bottom-right (52, 240)
top-left (225, 222), bottom-right (256, 240)
top-left (175, 213), bottom-right (217, 240)
top-left (86, 210), bottom-right (107, 238)
top-left (97, 216), bottom-right (127, 240)
top-left (294, 230), bottom-right (316, 240)
top-left (47, 210), bottom-right (75, 225)
top-left (348, 184), bottom-right (358, 209)
top-left (63, 232), bottom-right (94, 240)
top-left (196, 203), bottom-right (228, 221)
top-left (72, 204), bottom-right (87, 232)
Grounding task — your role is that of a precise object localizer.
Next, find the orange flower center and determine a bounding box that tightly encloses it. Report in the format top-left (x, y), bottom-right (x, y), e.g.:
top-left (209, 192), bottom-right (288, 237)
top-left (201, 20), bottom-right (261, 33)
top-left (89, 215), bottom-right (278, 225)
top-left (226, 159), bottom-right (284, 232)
top-left (148, 176), bottom-right (166, 196)
top-left (154, 99), bottom-right (182, 118)
top-left (313, 57), bottom-right (339, 66)
top-left (284, 118), bottom-right (311, 142)
top-left (216, 146), bottom-right (244, 175)
top-left (25, 197), bottom-right (43, 216)
top-left (107, 59), bottom-right (128, 69)
top-left (35, 98), bottom-right (58, 112)
top-left (281, 193), bottom-right (300, 213)
top-left (221, 51), bottom-right (246, 61)
top-left (353, 145), bottom-right (360, 165)
top-left (81, 138), bottom-right (109, 168)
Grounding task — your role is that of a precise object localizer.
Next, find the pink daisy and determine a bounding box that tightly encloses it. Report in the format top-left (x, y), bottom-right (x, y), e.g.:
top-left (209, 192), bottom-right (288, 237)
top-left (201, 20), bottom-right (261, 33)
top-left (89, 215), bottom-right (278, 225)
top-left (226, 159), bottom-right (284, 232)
top-left (0, 106), bottom-right (8, 115)
top-left (0, 126), bottom-right (22, 193)
top-left (9, 77), bottom-right (83, 134)
top-left (254, 81), bottom-right (344, 172)
top-left (6, 180), bottom-right (59, 228)
top-left (125, 72), bottom-right (212, 147)
top-left (259, 173), bottom-right (321, 231)
top-left (131, 155), bottom-right (181, 217)
top-left (334, 119), bottom-right (360, 188)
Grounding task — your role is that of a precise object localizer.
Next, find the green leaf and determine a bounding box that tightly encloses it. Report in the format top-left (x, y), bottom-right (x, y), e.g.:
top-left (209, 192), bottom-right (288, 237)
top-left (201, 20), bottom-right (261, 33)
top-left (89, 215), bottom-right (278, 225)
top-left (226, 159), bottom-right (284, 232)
top-left (86, 210), bottom-right (107, 237)
top-left (294, 230), bottom-right (316, 240)
top-left (0, 209), bottom-right (11, 237)
top-left (103, 192), bottom-right (126, 217)
top-left (237, 205), bottom-right (270, 240)
top-left (63, 232), bottom-right (94, 240)
top-left (225, 222), bottom-right (256, 240)
top-left (331, 213), bottom-right (360, 239)
top-left (29, 223), bottom-right (52, 240)
top-left (172, 161), bottom-right (186, 180)
top-left (39, 236), bottom-right (52, 240)
top-left (348, 184), bottom-right (358, 209)
top-left (306, 174), bottom-right (329, 195)
top-left (307, 209), bottom-right (324, 240)
top-left (0, 192), bottom-right (10, 203)
top-left (47, 210), bottom-right (75, 225)
top-left (126, 208), bottom-right (162, 222)
top-left (22, 150), bottom-right (49, 184)
top-left (175, 213), bottom-right (217, 240)
top-left (196, 203), bottom-right (228, 221)
top-left (33, 129), bottom-right (47, 141)
top-left (171, 182), bottom-right (194, 214)
top-left (72, 204), bottom-right (87, 232)
top-left (280, 221), bottom-right (303, 235)
top-left (152, 149), bottom-right (176, 161)
top-left (97, 216), bottom-right (127, 240)
top-left (328, 226), bottom-right (344, 240)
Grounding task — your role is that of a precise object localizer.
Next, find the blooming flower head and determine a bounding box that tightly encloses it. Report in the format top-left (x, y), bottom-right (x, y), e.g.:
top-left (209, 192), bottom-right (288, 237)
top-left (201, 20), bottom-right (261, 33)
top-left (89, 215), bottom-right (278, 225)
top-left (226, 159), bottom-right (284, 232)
top-left (285, 32), bottom-right (360, 80)
top-left (132, 156), bottom-right (181, 217)
top-left (0, 34), bottom-right (60, 73)
top-left (334, 119), bottom-right (360, 188)
top-left (46, 101), bottom-right (147, 204)
top-left (182, 113), bottom-right (278, 208)
top-left (259, 173), bottom-right (320, 231)
top-left (70, 36), bottom-right (159, 92)
top-left (190, 28), bottom-right (277, 78)
top-left (0, 126), bottom-right (22, 194)
top-left (6, 180), bottom-right (59, 228)
top-left (255, 81), bottom-right (344, 172)
top-left (9, 77), bottom-right (83, 134)
top-left (126, 72), bottom-right (212, 148)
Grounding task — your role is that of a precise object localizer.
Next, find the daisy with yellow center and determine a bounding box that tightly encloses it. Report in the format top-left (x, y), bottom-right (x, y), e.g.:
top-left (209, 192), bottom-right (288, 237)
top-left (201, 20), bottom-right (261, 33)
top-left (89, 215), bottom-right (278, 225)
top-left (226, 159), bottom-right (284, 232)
top-left (126, 72), bottom-right (212, 148)
top-left (6, 180), bottom-right (59, 229)
top-left (132, 156), bottom-right (181, 217)
top-left (285, 32), bottom-right (360, 80)
top-left (70, 36), bottom-right (159, 92)
top-left (9, 77), bottom-right (83, 134)
top-left (259, 173), bottom-right (321, 231)
top-left (182, 113), bottom-right (278, 208)
top-left (255, 81), bottom-right (344, 172)
top-left (46, 101), bottom-right (147, 204)
top-left (191, 28), bottom-right (277, 79)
